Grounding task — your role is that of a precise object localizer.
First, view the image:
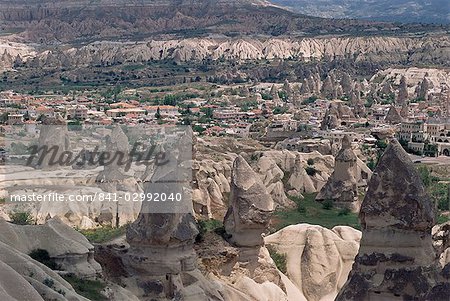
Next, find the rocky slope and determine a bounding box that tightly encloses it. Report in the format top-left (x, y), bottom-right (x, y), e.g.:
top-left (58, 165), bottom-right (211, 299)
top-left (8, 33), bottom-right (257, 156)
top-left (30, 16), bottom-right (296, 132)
top-left (0, 0), bottom-right (417, 43)
top-left (337, 139), bottom-right (450, 300)
top-left (271, 0), bottom-right (450, 24)
top-left (7, 35), bottom-right (450, 66)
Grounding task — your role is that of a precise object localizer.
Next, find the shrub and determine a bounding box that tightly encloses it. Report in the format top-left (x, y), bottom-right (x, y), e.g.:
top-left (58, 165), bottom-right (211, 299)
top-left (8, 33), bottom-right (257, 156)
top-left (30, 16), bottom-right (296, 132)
top-left (305, 166), bottom-right (317, 176)
top-left (43, 278), bottom-right (55, 288)
top-left (9, 211), bottom-right (34, 225)
top-left (196, 219), bottom-right (224, 243)
top-left (307, 158), bottom-right (314, 166)
top-left (322, 199), bottom-right (334, 210)
top-left (78, 225), bottom-right (127, 243)
top-left (29, 249), bottom-right (61, 270)
top-left (297, 204), bottom-right (306, 213)
top-left (62, 274), bottom-right (107, 301)
top-left (267, 246), bottom-right (287, 274)
top-left (338, 207), bottom-right (351, 216)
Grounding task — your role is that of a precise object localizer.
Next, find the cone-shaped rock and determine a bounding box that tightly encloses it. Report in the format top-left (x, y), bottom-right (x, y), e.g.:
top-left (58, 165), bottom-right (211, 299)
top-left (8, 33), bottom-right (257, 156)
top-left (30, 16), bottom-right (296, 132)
top-left (384, 105), bottom-right (403, 124)
top-left (336, 139), bottom-right (449, 301)
top-left (224, 155), bottom-right (274, 247)
top-left (316, 135), bottom-right (361, 211)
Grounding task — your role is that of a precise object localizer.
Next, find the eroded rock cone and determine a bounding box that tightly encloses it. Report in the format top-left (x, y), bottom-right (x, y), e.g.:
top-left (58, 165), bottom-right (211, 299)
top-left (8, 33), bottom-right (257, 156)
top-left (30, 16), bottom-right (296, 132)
top-left (224, 155), bottom-right (274, 247)
top-left (121, 128), bottom-right (210, 300)
top-left (96, 126), bottom-right (131, 191)
top-left (316, 135), bottom-right (360, 211)
top-left (34, 115), bottom-right (69, 170)
top-left (336, 139), bottom-right (450, 301)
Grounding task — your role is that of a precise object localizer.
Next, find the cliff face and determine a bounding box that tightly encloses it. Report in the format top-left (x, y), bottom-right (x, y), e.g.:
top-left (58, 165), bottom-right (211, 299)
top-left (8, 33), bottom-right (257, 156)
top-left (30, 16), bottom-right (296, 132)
top-left (2, 35), bottom-right (448, 71)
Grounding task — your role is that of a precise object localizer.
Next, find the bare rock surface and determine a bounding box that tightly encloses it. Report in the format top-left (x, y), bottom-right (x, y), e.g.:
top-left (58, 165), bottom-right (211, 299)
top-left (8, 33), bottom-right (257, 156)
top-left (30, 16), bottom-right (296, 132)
top-left (0, 217), bottom-right (101, 278)
top-left (336, 139), bottom-right (450, 301)
top-left (316, 135), bottom-right (371, 211)
top-left (224, 155), bottom-right (275, 247)
top-left (265, 224), bottom-right (361, 301)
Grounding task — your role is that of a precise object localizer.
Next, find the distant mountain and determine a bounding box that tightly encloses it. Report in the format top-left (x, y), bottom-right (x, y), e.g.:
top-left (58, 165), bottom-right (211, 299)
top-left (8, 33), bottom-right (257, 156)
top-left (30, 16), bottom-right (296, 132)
top-left (270, 0), bottom-right (450, 24)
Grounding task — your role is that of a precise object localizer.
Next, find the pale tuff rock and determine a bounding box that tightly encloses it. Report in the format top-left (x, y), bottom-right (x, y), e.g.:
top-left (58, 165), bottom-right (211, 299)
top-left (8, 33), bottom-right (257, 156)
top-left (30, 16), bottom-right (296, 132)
top-left (265, 224), bottom-right (361, 301)
top-left (417, 77), bottom-right (432, 100)
top-left (224, 155), bottom-right (274, 247)
top-left (0, 220), bottom-right (93, 300)
top-left (320, 101), bottom-right (355, 130)
top-left (316, 135), bottom-right (370, 211)
top-left (34, 116), bottom-right (70, 170)
top-left (0, 260), bottom-right (45, 301)
top-left (192, 159), bottom-right (231, 219)
top-left (384, 104), bottom-right (403, 124)
top-left (2, 36), bottom-right (448, 71)
top-left (374, 67), bottom-right (450, 97)
top-left (0, 39), bottom-right (36, 71)
top-left (336, 139), bottom-right (450, 301)
top-left (95, 126), bottom-right (141, 226)
top-left (255, 155), bottom-right (292, 208)
top-left (287, 155), bottom-right (316, 195)
top-left (119, 130), bottom-right (229, 300)
top-left (396, 75), bottom-right (409, 105)
top-left (433, 222), bottom-right (450, 268)
top-left (0, 217), bottom-right (101, 278)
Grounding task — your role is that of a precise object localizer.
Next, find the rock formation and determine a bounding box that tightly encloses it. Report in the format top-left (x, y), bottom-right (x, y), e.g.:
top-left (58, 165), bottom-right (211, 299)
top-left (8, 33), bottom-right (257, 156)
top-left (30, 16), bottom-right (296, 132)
top-left (0, 217), bottom-right (101, 278)
top-left (34, 116), bottom-right (69, 170)
top-left (255, 155), bottom-right (292, 208)
top-left (316, 135), bottom-right (369, 211)
top-left (265, 224), bottom-right (361, 301)
top-left (95, 126), bottom-right (142, 227)
top-left (320, 102), bottom-right (354, 130)
top-left (224, 155), bottom-right (275, 247)
top-left (396, 75), bottom-right (409, 105)
top-left (384, 105), bottom-right (403, 124)
top-left (336, 139), bottom-right (450, 301)
top-left (192, 159), bottom-right (231, 219)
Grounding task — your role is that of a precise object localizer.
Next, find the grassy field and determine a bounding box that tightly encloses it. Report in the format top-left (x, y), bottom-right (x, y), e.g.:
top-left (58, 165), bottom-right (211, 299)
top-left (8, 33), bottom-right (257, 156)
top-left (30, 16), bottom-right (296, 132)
top-left (62, 274), bottom-right (107, 301)
top-left (273, 193), bottom-right (360, 231)
top-left (78, 225), bottom-right (127, 243)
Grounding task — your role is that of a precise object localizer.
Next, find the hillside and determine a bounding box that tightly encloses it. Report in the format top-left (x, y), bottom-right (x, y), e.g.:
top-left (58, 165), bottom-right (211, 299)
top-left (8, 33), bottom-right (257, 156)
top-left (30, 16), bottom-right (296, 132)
top-left (0, 0), bottom-right (443, 43)
top-left (271, 0), bottom-right (450, 24)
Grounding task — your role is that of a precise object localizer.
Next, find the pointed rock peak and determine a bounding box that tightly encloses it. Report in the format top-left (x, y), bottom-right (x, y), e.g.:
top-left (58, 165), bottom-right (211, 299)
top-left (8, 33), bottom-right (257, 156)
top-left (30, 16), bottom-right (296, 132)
top-left (360, 139), bottom-right (435, 231)
top-left (231, 155), bottom-right (274, 211)
top-left (342, 135), bottom-right (352, 149)
top-left (336, 135), bottom-right (356, 162)
top-left (232, 155), bottom-right (256, 189)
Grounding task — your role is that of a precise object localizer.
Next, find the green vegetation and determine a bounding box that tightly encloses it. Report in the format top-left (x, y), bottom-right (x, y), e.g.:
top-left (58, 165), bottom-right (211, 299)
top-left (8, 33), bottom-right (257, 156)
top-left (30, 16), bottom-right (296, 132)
top-left (273, 106), bottom-right (288, 115)
top-left (437, 214), bottom-right (448, 224)
top-left (267, 246), bottom-right (287, 274)
top-left (62, 274), bottom-right (107, 301)
top-left (274, 194), bottom-right (360, 231)
top-left (417, 165), bottom-right (449, 211)
top-left (29, 249), bottom-right (61, 270)
top-left (9, 211), bottom-right (34, 225)
top-left (305, 166), bottom-right (317, 176)
top-left (78, 225), bottom-right (127, 243)
top-left (321, 199), bottom-right (334, 210)
top-left (43, 278), bottom-right (55, 288)
top-left (196, 219), bottom-right (225, 242)
top-left (261, 93), bottom-right (273, 101)
top-left (301, 95), bottom-right (318, 105)
top-left (154, 92), bottom-right (199, 106)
